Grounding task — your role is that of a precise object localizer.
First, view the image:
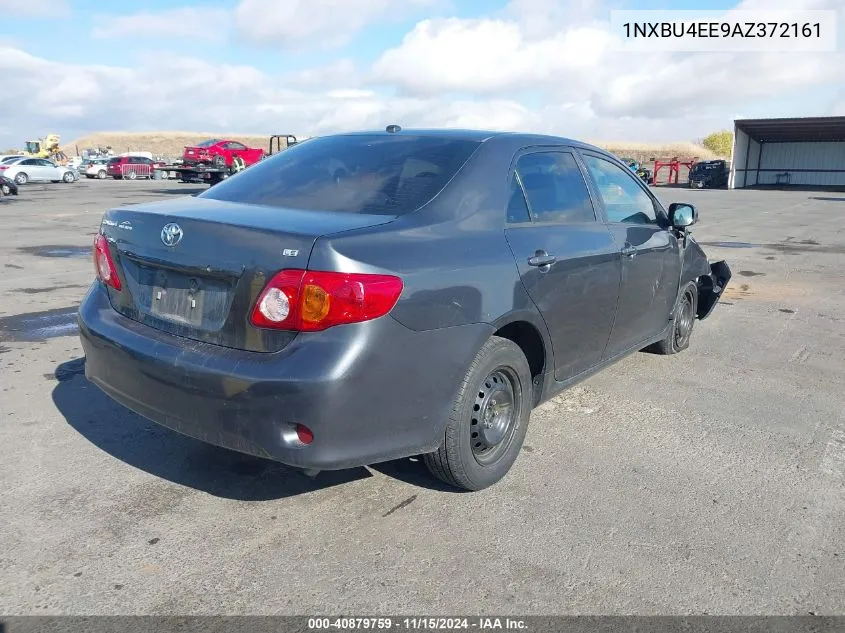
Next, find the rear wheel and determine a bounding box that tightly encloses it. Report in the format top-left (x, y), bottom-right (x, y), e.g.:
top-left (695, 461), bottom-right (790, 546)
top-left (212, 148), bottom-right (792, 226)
top-left (651, 281), bottom-right (698, 355)
top-left (1, 183), bottom-right (9, 195)
top-left (97, 170), bottom-right (106, 179)
top-left (212, 155), bottom-right (226, 168)
top-left (126, 170), bottom-right (137, 180)
top-left (424, 336), bottom-right (532, 491)
top-left (14, 173), bottom-right (28, 185)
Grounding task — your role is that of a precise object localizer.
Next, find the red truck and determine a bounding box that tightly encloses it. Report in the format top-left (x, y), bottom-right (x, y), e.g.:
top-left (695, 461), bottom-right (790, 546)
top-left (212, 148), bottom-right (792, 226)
top-left (182, 139), bottom-right (265, 168)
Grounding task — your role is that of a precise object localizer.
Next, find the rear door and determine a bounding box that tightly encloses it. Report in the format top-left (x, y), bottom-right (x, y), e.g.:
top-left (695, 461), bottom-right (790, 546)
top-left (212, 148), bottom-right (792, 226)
top-left (504, 149), bottom-right (621, 382)
top-left (579, 151), bottom-right (681, 357)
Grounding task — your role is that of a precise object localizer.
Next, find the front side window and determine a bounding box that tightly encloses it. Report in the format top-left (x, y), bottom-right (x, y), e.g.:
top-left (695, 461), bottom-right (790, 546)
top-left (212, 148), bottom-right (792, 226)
top-left (582, 154), bottom-right (658, 225)
top-left (515, 151), bottom-right (596, 224)
top-left (200, 134), bottom-right (481, 215)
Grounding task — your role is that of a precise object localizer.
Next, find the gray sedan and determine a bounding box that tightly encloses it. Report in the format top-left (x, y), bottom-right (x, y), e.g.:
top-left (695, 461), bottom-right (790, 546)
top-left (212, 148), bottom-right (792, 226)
top-left (78, 127), bottom-right (732, 491)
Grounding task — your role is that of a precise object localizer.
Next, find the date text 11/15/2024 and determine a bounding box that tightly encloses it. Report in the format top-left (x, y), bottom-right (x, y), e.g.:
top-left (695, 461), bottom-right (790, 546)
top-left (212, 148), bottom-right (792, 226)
top-left (307, 617), bottom-right (528, 630)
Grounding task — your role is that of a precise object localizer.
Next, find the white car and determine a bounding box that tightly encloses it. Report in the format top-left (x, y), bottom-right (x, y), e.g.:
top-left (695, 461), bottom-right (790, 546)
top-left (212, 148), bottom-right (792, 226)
top-left (0, 157), bottom-right (76, 185)
top-left (0, 154), bottom-right (26, 164)
top-left (84, 157), bottom-right (112, 179)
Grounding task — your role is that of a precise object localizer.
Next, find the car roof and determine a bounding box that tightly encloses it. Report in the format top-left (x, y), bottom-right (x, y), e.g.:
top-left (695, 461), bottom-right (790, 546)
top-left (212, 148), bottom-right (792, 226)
top-left (334, 128), bottom-right (612, 154)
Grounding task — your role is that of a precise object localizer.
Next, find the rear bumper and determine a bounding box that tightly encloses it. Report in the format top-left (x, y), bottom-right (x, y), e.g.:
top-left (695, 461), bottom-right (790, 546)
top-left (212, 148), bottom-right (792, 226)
top-left (78, 283), bottom-right (492, 470)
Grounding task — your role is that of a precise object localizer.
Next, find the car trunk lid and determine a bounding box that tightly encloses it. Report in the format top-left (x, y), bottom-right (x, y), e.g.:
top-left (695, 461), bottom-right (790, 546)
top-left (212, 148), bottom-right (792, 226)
top-left (99, 196), bottom-right (395, 352)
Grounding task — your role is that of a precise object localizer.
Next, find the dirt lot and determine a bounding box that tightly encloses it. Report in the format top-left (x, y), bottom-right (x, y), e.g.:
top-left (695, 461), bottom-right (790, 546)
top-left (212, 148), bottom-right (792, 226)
top-left (1, 180), bottom-right (843, 614)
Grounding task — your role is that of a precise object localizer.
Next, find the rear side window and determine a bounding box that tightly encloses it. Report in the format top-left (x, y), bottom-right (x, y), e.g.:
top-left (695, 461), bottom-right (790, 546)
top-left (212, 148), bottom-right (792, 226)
top-left (515, 152), bottom-right (595, 223)
top-left (507, 176), bottom-right (531, 223)
top-left (200, 135), bottom-right (481, 215)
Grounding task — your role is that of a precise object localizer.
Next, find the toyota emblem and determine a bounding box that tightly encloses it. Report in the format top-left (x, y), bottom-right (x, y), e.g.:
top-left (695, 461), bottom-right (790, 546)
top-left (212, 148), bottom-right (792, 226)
top-left (161, 223), bottom-right (183, 247)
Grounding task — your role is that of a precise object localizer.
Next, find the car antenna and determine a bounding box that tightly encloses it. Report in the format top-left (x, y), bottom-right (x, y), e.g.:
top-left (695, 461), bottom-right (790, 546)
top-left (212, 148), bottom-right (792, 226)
top-left (386, 124), bottom-right (402, 133)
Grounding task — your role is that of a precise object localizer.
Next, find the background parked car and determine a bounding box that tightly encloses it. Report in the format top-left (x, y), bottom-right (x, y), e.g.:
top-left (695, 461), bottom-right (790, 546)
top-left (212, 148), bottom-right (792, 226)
top-left (0, 155), bottom-right (26, 164)
top-left (106, 155), bottom-right (163, 180)
top-left (84, 157), bottom-right (112, 179)
top-left (0, 174), bottom-right (18, 196)
top-left (182, 139), bottom-right (264, 168)
top-left (0, 157), bottom-right (76, 184)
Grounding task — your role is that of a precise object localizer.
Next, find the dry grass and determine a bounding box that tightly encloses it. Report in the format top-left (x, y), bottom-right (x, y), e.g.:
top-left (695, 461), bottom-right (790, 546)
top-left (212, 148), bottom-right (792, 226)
top-left (64, 131), bottom-right (274, 160)
top-left (65, 131), bottom-right (719, 166)
top-left (594, 141), bottom-right (718, 164)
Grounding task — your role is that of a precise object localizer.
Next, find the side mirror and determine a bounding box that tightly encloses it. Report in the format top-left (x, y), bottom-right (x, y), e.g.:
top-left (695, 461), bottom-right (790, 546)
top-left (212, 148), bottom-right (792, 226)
top-left (669, 202), bottom-right (698, 229)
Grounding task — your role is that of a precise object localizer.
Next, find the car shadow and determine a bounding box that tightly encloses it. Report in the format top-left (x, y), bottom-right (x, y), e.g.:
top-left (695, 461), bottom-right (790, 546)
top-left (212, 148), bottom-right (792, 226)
top-left (51, 359), bottom-right (459, 498)
top-left (147, 187), bottom-right (207, 196)
top-left (809, 196), bottom-right (845, 202)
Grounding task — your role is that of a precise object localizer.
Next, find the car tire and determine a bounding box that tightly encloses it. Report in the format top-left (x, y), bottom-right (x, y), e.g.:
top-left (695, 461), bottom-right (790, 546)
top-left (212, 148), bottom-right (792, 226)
top-left (97, 170), bottom-right (106, 179)
top-left (651, 281), bottom-right (698, 355)
top-left (14, 173), bottom-right (28, 185)
top-left (126, 170), bottom-right (137, 180)
top-left (1, 184), bottom-right (9, 195)
top-left (212, 155), bottom-right (226, 168)
top-left (63, 171), bottom-right (74, 183)
top-left (424, 336), bottom-right (532, 491)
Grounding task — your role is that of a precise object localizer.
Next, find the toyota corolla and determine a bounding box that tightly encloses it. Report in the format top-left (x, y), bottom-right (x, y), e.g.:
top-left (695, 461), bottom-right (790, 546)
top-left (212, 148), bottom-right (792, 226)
top-left (78, 127), bottom-right (731, 491)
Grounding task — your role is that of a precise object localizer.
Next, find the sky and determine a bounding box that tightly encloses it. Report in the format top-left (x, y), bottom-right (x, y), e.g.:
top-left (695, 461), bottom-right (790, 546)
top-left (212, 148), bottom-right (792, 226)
top-left (0, 0), bottom-right (842, 149)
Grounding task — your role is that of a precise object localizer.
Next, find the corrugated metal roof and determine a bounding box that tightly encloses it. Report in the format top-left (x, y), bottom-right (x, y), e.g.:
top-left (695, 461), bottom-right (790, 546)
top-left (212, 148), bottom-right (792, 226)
top-left (735, 116), bottom-right (845, 143)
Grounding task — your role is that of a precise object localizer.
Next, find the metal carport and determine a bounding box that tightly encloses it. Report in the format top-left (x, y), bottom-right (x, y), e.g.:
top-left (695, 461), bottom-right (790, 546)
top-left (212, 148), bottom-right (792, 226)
top-left (730, 116), bottom-right (845, 189)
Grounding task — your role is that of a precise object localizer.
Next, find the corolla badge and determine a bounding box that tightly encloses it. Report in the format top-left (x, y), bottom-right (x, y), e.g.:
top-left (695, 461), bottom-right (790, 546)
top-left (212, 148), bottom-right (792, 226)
top-left (161, 223), bottom-right (183, 247)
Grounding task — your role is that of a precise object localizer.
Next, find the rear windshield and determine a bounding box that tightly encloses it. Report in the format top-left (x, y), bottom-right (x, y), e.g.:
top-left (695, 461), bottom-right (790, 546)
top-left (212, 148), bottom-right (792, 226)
top-left (195, 139), bottom-right (220, 148)
top-left (107, 157), bottom-right (121, 165)
top-left (199, 134), bottom-right (481, 215)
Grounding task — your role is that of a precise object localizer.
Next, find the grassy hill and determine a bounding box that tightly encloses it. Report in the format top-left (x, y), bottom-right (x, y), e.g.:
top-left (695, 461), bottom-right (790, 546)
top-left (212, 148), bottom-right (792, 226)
top-left (65, 131), bottom-right (718, 165)
top-left (64, 132), bottom-right (275, 160)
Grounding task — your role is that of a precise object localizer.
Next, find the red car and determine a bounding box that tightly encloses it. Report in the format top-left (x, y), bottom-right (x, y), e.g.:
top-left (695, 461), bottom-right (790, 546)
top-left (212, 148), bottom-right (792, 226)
top-left (182, 139), bottom-right (265, 168)
top-left (106, 155), bottom-right (162, 180)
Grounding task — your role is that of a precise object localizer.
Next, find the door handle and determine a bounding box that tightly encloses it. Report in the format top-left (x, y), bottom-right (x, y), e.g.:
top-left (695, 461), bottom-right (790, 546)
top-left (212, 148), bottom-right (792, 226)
top-left (621, 244), bottom-right (637, 258)
top-left (528, 253), bottom-right (557, 267)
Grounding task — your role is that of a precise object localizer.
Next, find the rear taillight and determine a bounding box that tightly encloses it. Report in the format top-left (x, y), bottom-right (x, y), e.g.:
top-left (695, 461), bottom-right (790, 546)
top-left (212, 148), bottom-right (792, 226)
top-left (93, 234), bottom-right (122, 291)
top-left (251, 269), bottom-right (403, 332)
top-left (0, 166), bottom-right (7, 171)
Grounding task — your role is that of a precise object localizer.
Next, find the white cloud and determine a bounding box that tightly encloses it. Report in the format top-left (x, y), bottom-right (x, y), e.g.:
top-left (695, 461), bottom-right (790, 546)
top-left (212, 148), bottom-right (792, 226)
top-left (2, 0), bottom-right (844, 150)
top-left (91, 8), bottom-right (230, 40)
top-left (372, 18), bottom-right (613, 96)
top-left (0, 0), bottom-right (69, 18)
top-left (233, 0), bottom-right (441, 50)
top-left (370, 0), bottom-right (845, 122)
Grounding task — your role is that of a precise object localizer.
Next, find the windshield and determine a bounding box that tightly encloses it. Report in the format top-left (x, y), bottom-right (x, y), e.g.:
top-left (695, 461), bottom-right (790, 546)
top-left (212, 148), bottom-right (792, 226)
top-left (195, 139), bottom-right (220, 148)
top-left (199, 134), bottom-right (481, 215)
